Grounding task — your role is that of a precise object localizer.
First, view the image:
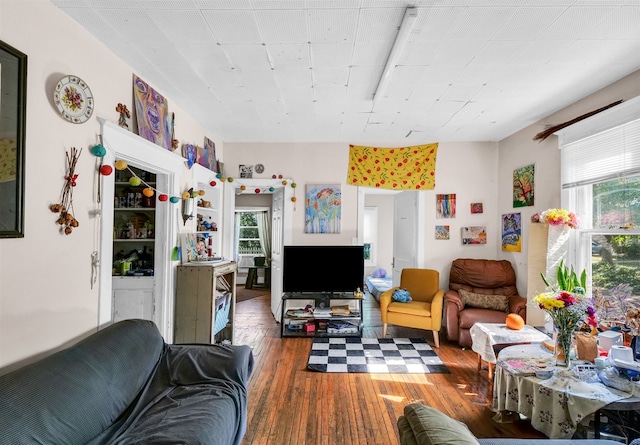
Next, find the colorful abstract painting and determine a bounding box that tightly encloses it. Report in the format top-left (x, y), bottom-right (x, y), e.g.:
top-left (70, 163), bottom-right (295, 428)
top-left (513, 164), bottom-right (535, 207)
top-left (305, 184), bottom-right (341, 234)
top-left (435, 225), bottom-right (450, 240)
top-left (133, 74), bottom-right (172, 150)
top-left (182, 144), bottom-right (197, 168)
top-left (436, 194), bottom-right (456, 218)
top-left (198, 137), bottom-right (217, 171)
top-left (470, 202), bottom-right (483, 214)
top-left (461, 226), bottom-right (487, 245)
top-left (502, 212), bottom-right (522, 252)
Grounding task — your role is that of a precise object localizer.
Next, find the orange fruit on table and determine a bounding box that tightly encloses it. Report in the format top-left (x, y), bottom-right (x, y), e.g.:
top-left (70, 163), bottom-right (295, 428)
top-left (506, 313), bottom-right (525, 330)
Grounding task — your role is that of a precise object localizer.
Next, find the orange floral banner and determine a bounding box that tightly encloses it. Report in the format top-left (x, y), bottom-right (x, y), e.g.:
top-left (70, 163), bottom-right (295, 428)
top-left (347, 143), bottom-right (438, 190)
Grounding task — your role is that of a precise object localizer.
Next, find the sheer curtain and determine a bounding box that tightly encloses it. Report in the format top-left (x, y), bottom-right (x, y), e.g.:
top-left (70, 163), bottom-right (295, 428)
top-left (233, 212), bottom-right (241, 263)
top-left (256, 211), bottom-right (271, 261)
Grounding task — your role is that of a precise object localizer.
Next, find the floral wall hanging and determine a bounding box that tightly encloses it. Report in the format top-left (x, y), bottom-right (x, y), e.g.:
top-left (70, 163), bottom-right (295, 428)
top-left (50, 147), bottom-right (81, 235)
top-left (347, 143), bottom-right (438, 190)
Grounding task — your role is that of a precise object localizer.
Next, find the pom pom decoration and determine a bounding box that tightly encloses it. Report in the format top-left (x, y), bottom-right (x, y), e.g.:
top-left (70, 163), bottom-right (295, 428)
top-left (143, 188), bottom-right (154, 197)
top-left (240, 185), bottom-right (246, 191)
top-left (291, 197), bottom-right (297, 202)
top-left (227, 177), bottom-right (234, 182)
top-left (269, 187), bottom-right (275, 192)
top-left (255, 188), bottom-right (261, 194)
top-left (159, 194), bottom-right (169, 202)
top-left (216, 173), bottom-right (222, 179)
top-left (169, 196), bottom-right (180, 204)
top-left (272, 175), bottom-right (277, 179)
top-left (100, 165), bottom-right (113, 176)
top-left (291, 182), bottom-right (297, 188)
top-left (115, 160), bottom-right (128, 170)
top-left (182, 191), bottom-right (191, 199)
top-left (198, 190), bottom-right (205, 196)
top-left (129, 176), bottom-right (142, 186)
top-left (209, 181), bottom-right (217, 187)
top-left (281, 180), bottom-right (288, 186)
top-left (90, 144), bottom-right (106, 157)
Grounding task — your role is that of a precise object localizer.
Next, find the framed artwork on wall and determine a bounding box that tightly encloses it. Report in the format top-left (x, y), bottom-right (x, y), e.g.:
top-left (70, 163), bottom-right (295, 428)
top-left (513, 164), bottom-right (535, 207)
top-left (0, 40), bottom-right (27, 238)
top-left (501, 212), bottom-right (522, 252)
top-left (435, 226), bottom-right (450, 240)
top-left (436, 194), bottom-right (456, 218)
top-left (470, 202), bottom-right (483, 214)
top-left (239, 164), bottom-right (253, 178)
top-left (198, 137), bottom-right (217, 171)
top-left (305, 184), bottom-right (341, 233)
top-left (461, 226), bottom-right (487, 245)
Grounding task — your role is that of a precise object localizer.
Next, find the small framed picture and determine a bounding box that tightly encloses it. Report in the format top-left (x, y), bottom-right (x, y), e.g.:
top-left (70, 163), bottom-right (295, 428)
top-left (470, 202), bottom-right (483, 214)
top-left (239, 164), bottom-right (253, 178)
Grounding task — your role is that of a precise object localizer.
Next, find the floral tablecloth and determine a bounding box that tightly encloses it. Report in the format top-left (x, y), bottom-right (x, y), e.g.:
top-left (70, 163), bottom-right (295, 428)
top-left (492, 344), bottom-right (632, 439)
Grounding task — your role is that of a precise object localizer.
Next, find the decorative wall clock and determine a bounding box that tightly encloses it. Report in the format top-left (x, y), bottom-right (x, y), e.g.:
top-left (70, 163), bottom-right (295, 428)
top-left (53, 75), bottom-right (94, 124)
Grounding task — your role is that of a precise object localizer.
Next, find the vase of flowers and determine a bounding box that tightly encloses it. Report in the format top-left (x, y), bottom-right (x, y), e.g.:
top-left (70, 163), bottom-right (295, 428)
top-left (534, 260), bottom-right (597, 367)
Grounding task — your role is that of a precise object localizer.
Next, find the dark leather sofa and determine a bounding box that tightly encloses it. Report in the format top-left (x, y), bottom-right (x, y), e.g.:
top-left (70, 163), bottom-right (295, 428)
top-left (0, 319), bottom-right (253, 445)
top-left (445, 258), bottom-right (527, 348)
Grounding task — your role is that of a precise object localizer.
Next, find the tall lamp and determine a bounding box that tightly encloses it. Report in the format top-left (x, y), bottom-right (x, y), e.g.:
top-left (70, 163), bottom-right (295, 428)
top-left (373, 7), bottom-right (418, 102)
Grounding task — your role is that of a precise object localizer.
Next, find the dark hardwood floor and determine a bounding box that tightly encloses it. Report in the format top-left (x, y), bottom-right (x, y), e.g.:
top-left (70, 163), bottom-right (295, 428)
top-left (235, 293), bottom-right (545, 444)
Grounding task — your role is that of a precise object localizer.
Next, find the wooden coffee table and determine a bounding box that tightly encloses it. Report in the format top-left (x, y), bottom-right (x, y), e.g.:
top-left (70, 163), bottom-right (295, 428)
top-left (470, 322), bottom-right (550, 379)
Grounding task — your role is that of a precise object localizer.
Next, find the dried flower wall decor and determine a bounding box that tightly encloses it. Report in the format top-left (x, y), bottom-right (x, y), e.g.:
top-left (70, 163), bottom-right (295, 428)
top-left (50, 147), bottom-right (82, 235)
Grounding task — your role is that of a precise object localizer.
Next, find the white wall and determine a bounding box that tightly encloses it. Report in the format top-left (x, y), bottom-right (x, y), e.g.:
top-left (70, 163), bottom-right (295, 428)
top-left (225, 141), bottom-right (499, 290)
top-left (497, 70), bottom-right (640, 298)
top-left (0, 0), bottom-right (223, 371)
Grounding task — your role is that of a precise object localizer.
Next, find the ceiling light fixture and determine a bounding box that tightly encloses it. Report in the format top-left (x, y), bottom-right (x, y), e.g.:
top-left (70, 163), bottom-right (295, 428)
top-left (373, 7), bottom-right (418, 102)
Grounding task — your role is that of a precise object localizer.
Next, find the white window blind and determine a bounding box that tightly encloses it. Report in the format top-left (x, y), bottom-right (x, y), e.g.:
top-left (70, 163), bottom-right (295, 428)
top-left (561, 117), bottom-right (640, 188)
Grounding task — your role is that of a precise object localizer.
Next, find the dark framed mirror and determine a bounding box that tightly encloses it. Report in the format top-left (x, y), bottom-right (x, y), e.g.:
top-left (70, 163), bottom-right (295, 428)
top-left (0, 40), bottom-right (27, 238)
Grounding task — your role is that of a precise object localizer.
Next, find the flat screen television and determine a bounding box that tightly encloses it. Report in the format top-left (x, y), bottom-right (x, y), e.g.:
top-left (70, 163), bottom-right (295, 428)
top-left (283, 245), bottom-right (364, 295)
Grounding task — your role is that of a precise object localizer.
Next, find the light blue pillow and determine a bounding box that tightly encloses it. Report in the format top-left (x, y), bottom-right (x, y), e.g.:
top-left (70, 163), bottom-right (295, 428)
top-left (393, 289), bottom-right (412, 303)
top-left (371, 268), bottom-right (387, 278)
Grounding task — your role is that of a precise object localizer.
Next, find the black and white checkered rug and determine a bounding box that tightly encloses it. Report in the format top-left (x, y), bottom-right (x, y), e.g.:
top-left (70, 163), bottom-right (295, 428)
top-left (307, 337), bottom-right (449, 374)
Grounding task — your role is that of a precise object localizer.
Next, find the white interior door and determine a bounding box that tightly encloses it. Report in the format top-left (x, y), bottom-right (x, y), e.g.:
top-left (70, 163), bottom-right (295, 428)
top-left (270, 187), bottom-right (284, 321)
top-left (392, 191), bottom-right (419, 285)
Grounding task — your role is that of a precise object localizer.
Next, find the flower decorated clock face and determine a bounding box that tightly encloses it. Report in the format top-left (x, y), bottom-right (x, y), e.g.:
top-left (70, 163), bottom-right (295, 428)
top-left (53, 75), bottom-right (94, 124)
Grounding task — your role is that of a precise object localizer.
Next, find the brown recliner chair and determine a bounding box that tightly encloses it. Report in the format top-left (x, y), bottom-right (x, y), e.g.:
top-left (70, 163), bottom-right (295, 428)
top-left (445, 258), bottom-right (527, 348)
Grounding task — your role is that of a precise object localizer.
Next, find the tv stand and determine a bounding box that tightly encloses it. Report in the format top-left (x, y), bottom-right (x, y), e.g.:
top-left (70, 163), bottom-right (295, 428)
top-left (281, 292), bottom-right (363, 337)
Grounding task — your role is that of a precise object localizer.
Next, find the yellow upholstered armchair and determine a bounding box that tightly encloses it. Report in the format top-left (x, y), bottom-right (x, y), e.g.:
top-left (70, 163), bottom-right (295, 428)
top-left (379, 269), bottom-right (444, 348)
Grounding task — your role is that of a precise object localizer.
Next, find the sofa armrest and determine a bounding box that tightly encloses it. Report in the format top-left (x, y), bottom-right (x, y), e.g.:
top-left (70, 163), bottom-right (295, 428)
top-left (165, 343), bottom-right (254, 388)
top-left (445, 290), bottom-right (464, 342)
top-left (444, 290), bottom-right (464, 312)
top-left (508, 295), bottom-right (528, 321)
top-left (380, 287), bottom-right (400, 322)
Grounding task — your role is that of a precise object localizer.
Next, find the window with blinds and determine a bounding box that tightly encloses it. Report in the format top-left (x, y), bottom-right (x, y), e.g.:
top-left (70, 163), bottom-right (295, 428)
top-left (559, 100), bottom-right (640, 316)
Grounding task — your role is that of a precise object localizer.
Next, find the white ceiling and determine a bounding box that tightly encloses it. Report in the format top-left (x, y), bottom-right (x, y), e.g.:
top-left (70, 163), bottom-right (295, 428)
top-left (51, 0), bottom-right (640, 145)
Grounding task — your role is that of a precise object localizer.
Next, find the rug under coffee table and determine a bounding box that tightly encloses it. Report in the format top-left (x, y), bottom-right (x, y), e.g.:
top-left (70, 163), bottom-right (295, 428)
top-left (470, 322), bottom-right (549, 379)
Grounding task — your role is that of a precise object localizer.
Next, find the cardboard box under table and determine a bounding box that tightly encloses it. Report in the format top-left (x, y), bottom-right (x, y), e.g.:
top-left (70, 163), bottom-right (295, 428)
top-left (470, 322), bottom-right (549, 379)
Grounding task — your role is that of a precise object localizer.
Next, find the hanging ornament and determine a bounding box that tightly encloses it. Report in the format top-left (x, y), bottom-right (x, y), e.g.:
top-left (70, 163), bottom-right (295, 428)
top-left (240, 185), bottom-right (246, 191)
top-left (216, 173), bottom-right (222, 179)
top-left (272, 175), bottom-right (277, 179)
top-left (209, 180), bottom-right (217, 187)
top-left (198, 190), bottom-right (205, 196)
top-left (143, 187), bottom-right (154, 197)
top-left (281, 180), bottom-right (288, 186)
top-left (291, 182), bottom-right (297, 188)
top-left (90, 144), bottom-right (106, 157)
top-left (100, 165), bottom-right (113, 176)
top-left (159, 194), bottom-right (169, 202)
top-left (182, 191), bottom-right (191, 199)
top-left (191, 190), bottom-right (199, 198)
top-left (170, 196), bottom-right (180, 204)
top-left (115, 160), bottom-right (128, 171)
top-left (269, 187), bottom-right (275, 192)
top-left (129, 176), bottom-right (142, 186)
top-left (278, 174), bottom-right (283, 179)
top-left (227, 177), bottom-right (234, 183)
top-left (255, 188), bottom-right (261, 194)
top-left (291, 196), bottom-right (297, 202)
